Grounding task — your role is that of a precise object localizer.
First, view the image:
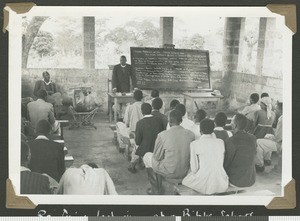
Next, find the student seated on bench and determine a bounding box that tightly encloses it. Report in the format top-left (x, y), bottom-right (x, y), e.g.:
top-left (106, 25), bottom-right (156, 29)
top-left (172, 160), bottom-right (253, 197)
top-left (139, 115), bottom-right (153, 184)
top-left (189, 109), bottom-right (207, 140)
top-left (27, 89), bottom-right (61, 135)
top-left (182, 119), bottom-right (229, 194)
top-left (151, 98), bottom-right (168, 130)
top-left (239, 93), bottom-right (260, 131)
top-left (166, 104), bottom-right (194, 130)
top-left (255, 102), bottom-right (283, 172)
top-left (253, 97), bottom-right (275, 139)
top-left (143, 110), bottom-right (195, 195)
top-left (21, 141), bottom-right (52, 194)
top-left (165, 99), bottom-right (180, 119)
top-left (214, 112), bottom-right (232, 142)
top-left (128, 103), bottom-right (164, 173)
top-left (224, 114), bottom-right (256, 187)
top-left (146, 89), bottom-right (165, 114)
top-left (28, 120), bottom-right (65, 183)
top-left (57, 163), bottom-right (117, 195)
top-left (123, 89), bottom-right (144, 133)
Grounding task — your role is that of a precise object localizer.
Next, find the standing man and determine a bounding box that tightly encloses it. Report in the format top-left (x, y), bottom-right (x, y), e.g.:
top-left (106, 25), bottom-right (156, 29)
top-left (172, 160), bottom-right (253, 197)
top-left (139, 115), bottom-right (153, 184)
top-left (112, 55), bottom-right (137, 93)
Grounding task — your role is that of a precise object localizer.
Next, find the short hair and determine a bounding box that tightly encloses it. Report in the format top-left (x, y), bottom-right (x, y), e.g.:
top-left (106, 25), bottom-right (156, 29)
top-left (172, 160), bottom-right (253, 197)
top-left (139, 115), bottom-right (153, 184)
top-left (195, 109), bottom-right (207, 122)
top-left (42, 71), bottom-right (50, 77)
top-left (214, 112), bottom-right (227, 127)
top-left (200, 118), bottom-right (215, 134)
top-left (250, 93), bottom-right (259, 103)
top-left (120, 55), bottom-right (126, 59)
top-left (141, 103), bottom-right (152, 115)
top-left (36, 119), bottom-right (51, 135)
top-left (233, 114), bottom-right (248, 130)
top-left (152, 97), bottom-right (163, 110)
top-left (175, 104), bottom-right (186, 116)
top-left (36, 89), bottom-right (47, 100)
top-left (170, 99), bottom-right (180, 109)
top-left (169, 110), bottom-right (182, 125)
top-left (87, 163), bottom-right (99, 168)
top-left (261, 92), bottom-right (269, 98)
top-left (133, 89), bottom-right (143, 101)
top-left (151, 90), bottom-right (159, 98)
top-left (21, 141), bottom-right (30, 164)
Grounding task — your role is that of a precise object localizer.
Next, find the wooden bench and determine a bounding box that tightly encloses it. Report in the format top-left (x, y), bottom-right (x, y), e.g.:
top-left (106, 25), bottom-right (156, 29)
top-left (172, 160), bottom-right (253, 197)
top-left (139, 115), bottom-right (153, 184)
top-left (174, 184), bottom-right (274, 196)
top-left (54, 140), bottom-right (68, 155)
top-left (64, 155), bottom-right (74, 168)
top-left (57, 120), bottom-right (69, 139)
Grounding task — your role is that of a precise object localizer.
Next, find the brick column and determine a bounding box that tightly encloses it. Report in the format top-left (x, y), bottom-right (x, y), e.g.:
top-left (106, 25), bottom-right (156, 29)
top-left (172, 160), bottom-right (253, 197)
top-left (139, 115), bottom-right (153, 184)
top-left (160, 17), bottom-right (174, 47)
top-left (83, 17), bottom-right (95, 69)
top-left (256, 18), bottom-right (267, 76)
top-left (221, 18), bottom-right (244, 103)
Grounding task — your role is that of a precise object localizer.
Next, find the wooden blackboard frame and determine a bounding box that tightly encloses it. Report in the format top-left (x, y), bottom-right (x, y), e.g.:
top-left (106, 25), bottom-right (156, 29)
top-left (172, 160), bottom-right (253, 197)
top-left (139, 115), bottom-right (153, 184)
top-left (130, 47), bottom-right (212, 91)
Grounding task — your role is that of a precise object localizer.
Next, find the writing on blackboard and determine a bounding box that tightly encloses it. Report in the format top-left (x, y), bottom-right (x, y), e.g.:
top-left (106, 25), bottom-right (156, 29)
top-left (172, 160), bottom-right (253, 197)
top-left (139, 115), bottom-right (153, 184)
top-left (131, 47), bottom-right (211, 90)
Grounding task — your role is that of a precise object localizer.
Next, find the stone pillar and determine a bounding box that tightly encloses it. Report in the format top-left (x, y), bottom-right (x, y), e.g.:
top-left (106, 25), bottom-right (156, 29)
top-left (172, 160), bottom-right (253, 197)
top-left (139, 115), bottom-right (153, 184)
top-left (160, 17), bottom-right (174, 47)
top-left (83, 17), bottom-right (95, 69)
top-left (221, 18), bottom-right (244, 108)
top-left (256, 18), bottom-right (267, 76)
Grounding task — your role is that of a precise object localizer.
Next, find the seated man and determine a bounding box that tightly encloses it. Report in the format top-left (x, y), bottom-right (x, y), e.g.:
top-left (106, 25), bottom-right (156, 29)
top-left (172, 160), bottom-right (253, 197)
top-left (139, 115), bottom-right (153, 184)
top-left (165, 99), bottom-right (180, 119)
top-left (166, 104), bottom-right (194, 130)
top-left (224, 114), bottom-right (257, 187)
top-left (21, 141), bottom-right (52, 194)
top-left (151, 98), bottom-right (168, 130)
top-left (189, 109), bottom-right (207, 140)
top-left (27, 89), bottom-right (60, 135)
top-left (143, 110), bottom-right (195, 195)
top-left (123, 89), bottom-right (144, 133)
top-left (33, 71), bottom-right (57, 97)
top-left (128, 103), bottom-right (164, 173)
top-left (253, 97), bottom-right (276, 139)
top-left (28, 120), bottom-right (65, 182)
top-left (57, 163), bottom-right (117, 195)
top-left (214, 112), bottom-right (232, 142)
top-left (146, 89), bottom-right (165, 114)
top-left (239, 93), bottom-right (260, 121)
top-left (182, 119), bottom-right (229, 194)
top-left (255, 102), bottom-right (283, 172)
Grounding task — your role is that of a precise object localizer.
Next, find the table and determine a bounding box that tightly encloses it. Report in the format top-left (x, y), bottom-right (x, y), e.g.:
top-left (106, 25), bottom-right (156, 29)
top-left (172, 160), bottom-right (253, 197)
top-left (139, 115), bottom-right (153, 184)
top-left (182, 92), bottom-right (224, 110)
top-left (107, 93), bottom-right (135, 123)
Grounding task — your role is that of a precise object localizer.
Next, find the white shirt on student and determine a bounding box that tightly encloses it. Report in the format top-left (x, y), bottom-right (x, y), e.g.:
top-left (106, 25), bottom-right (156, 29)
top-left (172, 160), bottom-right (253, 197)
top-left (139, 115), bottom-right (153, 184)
top-left (214, 127), bottom-right (233, 137)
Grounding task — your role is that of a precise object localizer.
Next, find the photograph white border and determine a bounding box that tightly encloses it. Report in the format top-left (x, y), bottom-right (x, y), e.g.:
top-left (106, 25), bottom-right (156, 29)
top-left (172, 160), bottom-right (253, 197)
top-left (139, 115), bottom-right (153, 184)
top-left (8, 6), bottom-right (293, 206)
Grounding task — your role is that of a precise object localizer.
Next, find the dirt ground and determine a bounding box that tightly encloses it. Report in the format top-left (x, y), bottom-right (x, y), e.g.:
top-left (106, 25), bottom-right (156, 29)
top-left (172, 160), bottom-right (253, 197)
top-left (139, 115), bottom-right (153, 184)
top-left (62, 111), bottom-right (282, 196)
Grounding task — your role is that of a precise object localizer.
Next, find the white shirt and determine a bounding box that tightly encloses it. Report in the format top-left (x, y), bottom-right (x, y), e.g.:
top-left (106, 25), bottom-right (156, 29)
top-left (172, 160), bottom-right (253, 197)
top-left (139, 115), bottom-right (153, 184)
top-left (57, 165), bottom-right (117, 195)
top-left (182, 134), bottom-right (229, 194)
top-left (214, 127), bottom-right (233, 137)
top-left (166, 115), bottom-right (195, 131)
top-left (240, 103), bottom-right (261, 121)
top-left (189, 123), bottom-right (201, 140)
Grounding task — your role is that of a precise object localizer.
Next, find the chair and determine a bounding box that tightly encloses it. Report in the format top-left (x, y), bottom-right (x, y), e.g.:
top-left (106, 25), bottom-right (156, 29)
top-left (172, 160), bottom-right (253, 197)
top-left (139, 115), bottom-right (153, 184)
top-left (68, 106), bottom-right (98, 130)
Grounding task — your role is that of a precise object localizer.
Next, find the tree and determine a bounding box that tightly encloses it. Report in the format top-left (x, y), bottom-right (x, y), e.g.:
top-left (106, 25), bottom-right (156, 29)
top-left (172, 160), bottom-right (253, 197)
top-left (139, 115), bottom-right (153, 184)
top-left (31, 31), bottom-right (54, 58)
top-left (22, 16), bottom-right (48, 67)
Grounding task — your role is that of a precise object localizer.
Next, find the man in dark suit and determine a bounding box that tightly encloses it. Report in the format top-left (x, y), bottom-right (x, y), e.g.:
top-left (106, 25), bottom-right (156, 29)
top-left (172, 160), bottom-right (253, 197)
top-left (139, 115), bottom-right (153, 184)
top-left (28, 119), bottom-right (65, 182)
top-left (128, 103), bottom-right (164, 173)
top-left (151, 98), bottom-right (168, 130)
top-left (224, 114), bottom-right (257, 187)
top-left (112, 55), bottom-right (137, 93)
top-left (21, 141), bottom-right (52, 194)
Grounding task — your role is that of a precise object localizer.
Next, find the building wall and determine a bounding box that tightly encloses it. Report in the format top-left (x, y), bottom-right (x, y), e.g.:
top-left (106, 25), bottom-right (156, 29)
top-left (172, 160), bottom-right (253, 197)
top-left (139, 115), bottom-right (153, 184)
top-left (22, 68), bottom-right (282, 117)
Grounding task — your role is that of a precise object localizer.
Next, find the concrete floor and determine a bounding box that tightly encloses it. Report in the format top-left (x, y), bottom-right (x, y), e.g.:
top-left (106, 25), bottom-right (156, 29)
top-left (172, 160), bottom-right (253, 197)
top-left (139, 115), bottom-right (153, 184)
top-left (62, 111), bottom-right (282, 196)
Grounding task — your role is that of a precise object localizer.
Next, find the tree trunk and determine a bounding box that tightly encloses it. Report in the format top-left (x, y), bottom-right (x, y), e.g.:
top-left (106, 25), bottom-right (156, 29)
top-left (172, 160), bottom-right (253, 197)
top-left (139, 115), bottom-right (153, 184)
top-left (22, 16), bottom-right (48, 68)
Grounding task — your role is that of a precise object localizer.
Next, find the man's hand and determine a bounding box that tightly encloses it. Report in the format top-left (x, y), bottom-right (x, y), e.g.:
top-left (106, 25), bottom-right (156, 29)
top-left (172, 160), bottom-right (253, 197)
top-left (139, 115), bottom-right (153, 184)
top-left (112, 88), bottom-right (117, 93)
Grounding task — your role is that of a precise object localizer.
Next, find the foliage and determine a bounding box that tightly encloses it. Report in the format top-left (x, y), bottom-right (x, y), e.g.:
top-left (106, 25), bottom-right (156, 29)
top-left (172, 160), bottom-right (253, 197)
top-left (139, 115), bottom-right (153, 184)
top-left (31, 31), bottom-right (54, 57)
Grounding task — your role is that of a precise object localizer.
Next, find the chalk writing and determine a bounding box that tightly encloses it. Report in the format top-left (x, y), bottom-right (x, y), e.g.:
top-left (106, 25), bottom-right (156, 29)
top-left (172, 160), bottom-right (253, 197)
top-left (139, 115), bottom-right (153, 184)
top-left (130, 47), bottom-right (211, 90)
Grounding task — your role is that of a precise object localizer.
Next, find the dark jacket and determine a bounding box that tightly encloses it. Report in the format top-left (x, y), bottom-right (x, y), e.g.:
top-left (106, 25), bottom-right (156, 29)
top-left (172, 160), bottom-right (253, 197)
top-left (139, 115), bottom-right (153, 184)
top-left (151, 110), bottom-right (168, 130)
top-left (21, 170), bottom-right (51, 194)
top-left (224, 131), bottom-right (257, 187)
top-left (33, 80), bottom-right (57, 97)
top-left (28, 139), bottom-right (65, 182)
top-left (214, 129), bottom-right (229, 142)
top-left (112, 64), bottom-right (137, 93)
top-left (135, 116), bottom-right (164, 157)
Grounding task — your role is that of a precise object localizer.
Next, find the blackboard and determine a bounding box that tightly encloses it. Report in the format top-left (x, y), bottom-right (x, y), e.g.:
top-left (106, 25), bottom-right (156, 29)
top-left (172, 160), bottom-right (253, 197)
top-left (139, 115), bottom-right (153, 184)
top-left (130, 47), bottom-right (211, 90)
